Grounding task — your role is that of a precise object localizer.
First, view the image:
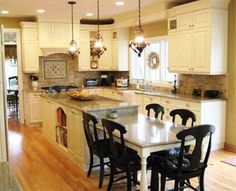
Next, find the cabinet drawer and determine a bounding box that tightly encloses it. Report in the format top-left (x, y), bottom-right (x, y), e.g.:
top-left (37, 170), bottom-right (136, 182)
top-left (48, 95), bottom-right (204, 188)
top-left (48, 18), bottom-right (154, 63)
top-left (160, 97), bottom-right (176, 106)
top-left (176, 100), bottom-right (200, 111)
top-left (143, 95), bottom-right (160, 103)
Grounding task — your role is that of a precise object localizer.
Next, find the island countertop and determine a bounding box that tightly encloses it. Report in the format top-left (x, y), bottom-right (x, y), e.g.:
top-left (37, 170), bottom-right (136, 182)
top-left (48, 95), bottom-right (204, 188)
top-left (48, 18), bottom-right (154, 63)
top-left (40, 93), bottom-right (139, 112)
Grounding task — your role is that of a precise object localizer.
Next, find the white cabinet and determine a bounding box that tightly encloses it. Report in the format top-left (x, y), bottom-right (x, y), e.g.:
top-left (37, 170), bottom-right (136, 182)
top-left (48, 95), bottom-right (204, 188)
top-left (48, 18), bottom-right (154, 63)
top-left (99, 31), bottom-right (112, 70)
top-left (78, 30), bottom-right (90, 71)
top-left (24, 92), bottom-right (42, 127)
top-left (168, 7), bottom-right (228, 74)
top-left (38, 22), bottom-right (79, 48)
top-left (20, 22), bottom-right (39, 73)
top-left (41, 97), bottom-right (57, 142)
top-left (67, 109), bottom-right (88, 170)
top-left (112, 28), bottom-right (129, 71)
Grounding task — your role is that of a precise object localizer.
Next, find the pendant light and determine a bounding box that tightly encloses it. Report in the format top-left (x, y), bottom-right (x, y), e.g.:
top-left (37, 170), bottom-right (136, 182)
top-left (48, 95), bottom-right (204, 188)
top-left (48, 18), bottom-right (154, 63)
top-left (68, 0), bottom-right (80, 57)
top-left (129, 0), bottom-right (148, 57)
top-left (91, 0), bottom-right (107, 58)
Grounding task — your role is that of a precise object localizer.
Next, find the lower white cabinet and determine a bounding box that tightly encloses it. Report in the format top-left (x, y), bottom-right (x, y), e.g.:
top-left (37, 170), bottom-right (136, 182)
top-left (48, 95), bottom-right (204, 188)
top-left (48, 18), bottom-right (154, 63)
top-left (41, 97), bottom-right (57, 142)
top-left (67, 109), bottom-right (88, 170)
top-left (24, 92), bottom-right (42, 127)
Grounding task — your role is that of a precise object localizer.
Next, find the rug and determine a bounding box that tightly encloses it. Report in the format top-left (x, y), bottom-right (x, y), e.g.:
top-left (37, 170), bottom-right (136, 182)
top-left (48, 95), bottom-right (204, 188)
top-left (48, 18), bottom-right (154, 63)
top-left (222, 156), bottom-right (236, 167)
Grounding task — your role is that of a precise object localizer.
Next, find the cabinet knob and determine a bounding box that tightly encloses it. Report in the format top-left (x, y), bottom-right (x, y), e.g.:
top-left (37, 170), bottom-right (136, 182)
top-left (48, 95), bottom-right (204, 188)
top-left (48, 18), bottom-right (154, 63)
top-left (186, 103), bottom-right (190, 107)
top-left (189, 25), bottom-right (192, 27)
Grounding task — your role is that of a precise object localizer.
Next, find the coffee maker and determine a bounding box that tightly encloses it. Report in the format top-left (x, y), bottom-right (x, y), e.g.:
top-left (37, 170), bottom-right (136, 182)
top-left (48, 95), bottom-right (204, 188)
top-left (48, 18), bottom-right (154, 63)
top-left (100, 74), bottom-right (108, 86)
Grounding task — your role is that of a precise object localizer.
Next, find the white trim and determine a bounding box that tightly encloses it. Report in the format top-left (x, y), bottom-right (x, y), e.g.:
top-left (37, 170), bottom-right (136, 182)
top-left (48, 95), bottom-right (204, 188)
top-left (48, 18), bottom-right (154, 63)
top-left (4, 28), bottom-right (24, 124)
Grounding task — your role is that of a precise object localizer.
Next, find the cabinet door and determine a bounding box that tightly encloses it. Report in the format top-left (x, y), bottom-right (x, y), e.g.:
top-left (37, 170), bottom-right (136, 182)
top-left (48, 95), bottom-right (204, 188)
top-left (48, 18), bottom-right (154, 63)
top-left (193, 10), bottom-right (210, 28)
top-left (67, 110), bottom-right (87, 162)
top-left (51, 23), bottom-right (69, 47)
top-left (22, 40), bottom-right (39, 73)
top-left (78, 31), bottom-right (90, 71)
top-left (29, 98), bottom-right (41, 123)
top-left (112, 40), bottom-right (118, 70)
top-left (99, 31), bottom-right (112, 70)
top-left (38, 23), bottom-right (51, 47)
top-left (168, 32), bottom-right (178, 72)
top-left (41, 99), bottom-right (50, 137)
top-left (177, 31), bottom-right (193, 72)
top-left (178, 13), bottom-right (193, 30)
top-left (192, 28), bottom-right (210, 73)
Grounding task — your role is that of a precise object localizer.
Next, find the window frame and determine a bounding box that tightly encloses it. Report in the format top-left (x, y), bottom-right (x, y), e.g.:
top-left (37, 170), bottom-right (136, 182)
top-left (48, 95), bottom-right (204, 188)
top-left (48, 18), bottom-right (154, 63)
top-left (129, 35), bottom-right (176, 88)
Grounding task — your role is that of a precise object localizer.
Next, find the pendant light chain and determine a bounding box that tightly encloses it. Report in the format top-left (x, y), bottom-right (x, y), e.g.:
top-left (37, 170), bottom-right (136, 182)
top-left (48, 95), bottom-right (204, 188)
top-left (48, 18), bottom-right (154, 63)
top-left (97, 0), bottom-right (100, 34)
top-left (138, 0), bottom-right (141, 29)
top-left (71, 2), bottom-right (74, 40)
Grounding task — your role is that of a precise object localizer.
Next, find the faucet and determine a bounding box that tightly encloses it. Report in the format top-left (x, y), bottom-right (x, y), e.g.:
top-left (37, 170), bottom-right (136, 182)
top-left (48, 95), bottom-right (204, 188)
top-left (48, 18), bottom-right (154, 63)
top-left (171, 75), bottom-right (177, 94)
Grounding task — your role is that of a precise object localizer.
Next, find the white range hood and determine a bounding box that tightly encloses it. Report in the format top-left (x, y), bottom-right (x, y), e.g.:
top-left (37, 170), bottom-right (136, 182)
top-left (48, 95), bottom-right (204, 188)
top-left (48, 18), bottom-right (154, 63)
top-left (40, 47), bottom-right (69, 56)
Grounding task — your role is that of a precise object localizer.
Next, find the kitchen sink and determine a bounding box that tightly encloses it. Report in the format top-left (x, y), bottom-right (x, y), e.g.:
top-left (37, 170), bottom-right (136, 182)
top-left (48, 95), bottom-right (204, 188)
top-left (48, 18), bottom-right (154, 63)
top-left (41, 85), bottom-right (78, 93)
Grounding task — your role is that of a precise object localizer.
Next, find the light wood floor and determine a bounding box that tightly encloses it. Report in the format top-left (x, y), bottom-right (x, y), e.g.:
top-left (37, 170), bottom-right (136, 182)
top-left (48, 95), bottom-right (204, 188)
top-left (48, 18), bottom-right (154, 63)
top-left (7, 115), bottom-right (236, 191)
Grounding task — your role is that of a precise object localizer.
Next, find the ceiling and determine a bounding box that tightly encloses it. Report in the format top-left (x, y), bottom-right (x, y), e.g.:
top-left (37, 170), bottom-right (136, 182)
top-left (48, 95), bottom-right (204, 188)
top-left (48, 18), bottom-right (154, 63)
top-left (0, 0), bottom-right (163, 20)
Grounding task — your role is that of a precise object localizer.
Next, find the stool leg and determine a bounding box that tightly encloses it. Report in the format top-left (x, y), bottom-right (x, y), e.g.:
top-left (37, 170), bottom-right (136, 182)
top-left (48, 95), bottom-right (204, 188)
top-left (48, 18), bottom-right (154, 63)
top-left (87, 151), bottom-right (93, 177)
top-left (98, 157), bottom-right (104, 188)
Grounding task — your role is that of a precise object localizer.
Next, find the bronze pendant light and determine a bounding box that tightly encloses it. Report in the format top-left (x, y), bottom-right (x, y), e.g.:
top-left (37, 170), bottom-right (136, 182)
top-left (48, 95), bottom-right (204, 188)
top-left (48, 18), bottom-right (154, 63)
top-left (90, 0), bottom-right (107, 58)
top-left (68, 0), bottom-right (80, 57)
top-left (129, 0), bottom-right (148, 57)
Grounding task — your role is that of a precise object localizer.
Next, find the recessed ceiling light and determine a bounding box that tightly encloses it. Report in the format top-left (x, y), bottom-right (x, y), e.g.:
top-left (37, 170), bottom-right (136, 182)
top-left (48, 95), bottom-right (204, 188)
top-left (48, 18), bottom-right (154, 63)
top-left (86, 13), bottom-right (94, 17)
top-left (37, 9), bottom-right (45, 13)
top-left (115, 1), bottom-right (124, 6)
top-left (1, 10), bottom-right (9, 14)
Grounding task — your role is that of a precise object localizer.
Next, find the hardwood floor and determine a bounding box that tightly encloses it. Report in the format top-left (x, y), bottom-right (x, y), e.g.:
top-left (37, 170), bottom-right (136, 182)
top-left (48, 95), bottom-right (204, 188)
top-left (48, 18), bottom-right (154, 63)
top-left (7, 116), bottom-right (236, 191)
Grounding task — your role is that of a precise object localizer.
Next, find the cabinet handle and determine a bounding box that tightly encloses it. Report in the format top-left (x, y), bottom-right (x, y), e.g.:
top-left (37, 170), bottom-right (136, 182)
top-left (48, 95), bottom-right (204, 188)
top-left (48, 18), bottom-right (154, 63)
top-left (166, 100), bottom-right (170, 104)
top-left (189, 25), bottom-right (192, 27)
top-left (186, 103), bottom-right (190, 107)
top-left (150, 98), bottom-right (153, 101)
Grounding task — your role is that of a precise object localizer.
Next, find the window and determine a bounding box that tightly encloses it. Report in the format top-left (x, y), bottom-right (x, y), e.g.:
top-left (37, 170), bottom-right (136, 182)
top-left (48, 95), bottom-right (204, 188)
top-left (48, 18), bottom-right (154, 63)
top-left (130, 36), bottom-right (176, 86)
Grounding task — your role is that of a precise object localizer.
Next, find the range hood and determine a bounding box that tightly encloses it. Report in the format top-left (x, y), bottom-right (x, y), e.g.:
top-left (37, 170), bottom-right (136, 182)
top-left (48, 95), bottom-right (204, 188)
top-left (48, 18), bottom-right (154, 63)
top-left (40, 47), bottom-right (69, 56)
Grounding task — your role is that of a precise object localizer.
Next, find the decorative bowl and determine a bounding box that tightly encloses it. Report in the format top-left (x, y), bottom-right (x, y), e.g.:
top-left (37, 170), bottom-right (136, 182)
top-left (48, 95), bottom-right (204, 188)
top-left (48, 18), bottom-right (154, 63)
top-left (66, 91), bottom-right (96, 101)
top-left (205, 90), bottom-right (220, 98)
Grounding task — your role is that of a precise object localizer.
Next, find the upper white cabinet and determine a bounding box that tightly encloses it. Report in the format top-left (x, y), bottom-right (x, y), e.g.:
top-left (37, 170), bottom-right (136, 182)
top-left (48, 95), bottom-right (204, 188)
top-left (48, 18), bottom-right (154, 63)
top-left (78, 30), bottom-right (90, 71)
top-left (20, 22), bottom-right (39, 73)
top-left (99, 30), bottom-right (113, 70)
top-left (112, 28), bottom-right (129, 71)
top-left (168, 2), bottom-right (228, 75)
top-left (38, 22), bottom-right (79, 48)
top-left (78, 28), bottom-right (129, 72)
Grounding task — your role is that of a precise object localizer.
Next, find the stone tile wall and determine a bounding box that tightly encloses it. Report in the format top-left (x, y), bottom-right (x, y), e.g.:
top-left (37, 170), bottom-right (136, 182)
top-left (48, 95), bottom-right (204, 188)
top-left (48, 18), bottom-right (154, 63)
top-left (178, 74), bottom-right (228, 98)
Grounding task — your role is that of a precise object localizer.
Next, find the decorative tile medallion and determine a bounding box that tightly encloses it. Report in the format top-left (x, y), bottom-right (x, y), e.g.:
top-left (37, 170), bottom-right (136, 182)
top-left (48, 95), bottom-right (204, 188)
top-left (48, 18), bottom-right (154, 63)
top-left (44, 60), bottom-right (67, 79)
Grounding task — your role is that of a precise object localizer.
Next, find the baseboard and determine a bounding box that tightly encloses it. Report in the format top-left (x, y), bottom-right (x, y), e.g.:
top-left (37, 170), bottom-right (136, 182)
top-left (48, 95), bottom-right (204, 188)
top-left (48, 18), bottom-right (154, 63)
top-left (224, 143), bottom-right (236, 153)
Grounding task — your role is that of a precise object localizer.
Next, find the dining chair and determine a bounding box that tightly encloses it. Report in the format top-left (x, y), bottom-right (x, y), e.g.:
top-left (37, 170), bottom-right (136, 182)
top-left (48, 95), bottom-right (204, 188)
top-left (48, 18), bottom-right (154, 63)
top-left (102, 118), bottom-right (141, 191)
top-left (82, 112), bottom-right (110, 188)
top-left (150, 124), bottom-right (215, 191)
top-left (170, 109), bottom-right (196, 127)
top-left (145, 103), bottom-right (164, 120)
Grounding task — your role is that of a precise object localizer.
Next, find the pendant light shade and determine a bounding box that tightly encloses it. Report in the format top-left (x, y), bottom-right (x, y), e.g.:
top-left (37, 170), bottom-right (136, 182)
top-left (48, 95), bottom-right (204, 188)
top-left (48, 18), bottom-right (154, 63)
top-left (68, 0), bottom-right (80, 57)
top-left (90, 0), bottom-right (107, 58)
top-left (129, 0), bottom-right (148, 57)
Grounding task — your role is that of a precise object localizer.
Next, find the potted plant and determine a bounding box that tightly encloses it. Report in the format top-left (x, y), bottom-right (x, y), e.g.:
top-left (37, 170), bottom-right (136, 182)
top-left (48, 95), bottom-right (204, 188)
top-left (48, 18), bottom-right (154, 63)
top-left (30, 75), bottom-right (39, 90)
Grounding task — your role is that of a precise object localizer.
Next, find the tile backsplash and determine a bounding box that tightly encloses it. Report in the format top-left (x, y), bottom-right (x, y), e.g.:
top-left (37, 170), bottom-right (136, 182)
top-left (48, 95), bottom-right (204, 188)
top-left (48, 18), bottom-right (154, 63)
top-left (178, 74), bottom-right (228, 98)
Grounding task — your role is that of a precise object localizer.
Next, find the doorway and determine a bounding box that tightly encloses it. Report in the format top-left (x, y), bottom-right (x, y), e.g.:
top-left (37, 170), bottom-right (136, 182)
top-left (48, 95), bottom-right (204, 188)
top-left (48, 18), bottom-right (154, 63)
top-left (3, 29), bottom-right (24, 123)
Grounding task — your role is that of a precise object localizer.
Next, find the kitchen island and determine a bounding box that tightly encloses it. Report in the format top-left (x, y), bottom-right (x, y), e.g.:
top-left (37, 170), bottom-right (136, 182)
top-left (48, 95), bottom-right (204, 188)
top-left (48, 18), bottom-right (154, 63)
top-left (40, 93), bottom-right (138, 171)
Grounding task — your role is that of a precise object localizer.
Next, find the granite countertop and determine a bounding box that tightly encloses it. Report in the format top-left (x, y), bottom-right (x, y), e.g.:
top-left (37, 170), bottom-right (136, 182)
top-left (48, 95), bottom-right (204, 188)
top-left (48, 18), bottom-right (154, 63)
top-left (41, 93), bottom-right (138, 112)
top-left (0, 162), bottom-right (22, 191)
top-left (97, 113), bottom-right (190, 148)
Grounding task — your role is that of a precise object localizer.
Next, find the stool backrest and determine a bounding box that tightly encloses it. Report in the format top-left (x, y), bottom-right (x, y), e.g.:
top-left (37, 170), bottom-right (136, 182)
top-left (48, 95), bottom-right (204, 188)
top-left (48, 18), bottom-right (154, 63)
top-left (145, 103), bottom-right (164, 120)
top-left (170, 109), bottom-right (196, 127)
top-left (176, 124), bottom-right (215, 171)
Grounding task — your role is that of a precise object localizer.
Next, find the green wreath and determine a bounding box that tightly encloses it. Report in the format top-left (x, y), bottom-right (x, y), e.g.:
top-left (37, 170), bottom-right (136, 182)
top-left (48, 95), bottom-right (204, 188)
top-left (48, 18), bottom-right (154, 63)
top-left (147, 52), bottom-right (160, 69)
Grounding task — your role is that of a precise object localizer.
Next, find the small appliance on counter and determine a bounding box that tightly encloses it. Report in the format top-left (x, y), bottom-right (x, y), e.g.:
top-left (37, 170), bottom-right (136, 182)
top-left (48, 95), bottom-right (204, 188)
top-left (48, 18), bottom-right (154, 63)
top-left (205, 90), bottom-right (220, 98)
top-left (100, 74), bottom-right (108, 86)
top-left (192, 88), bottom-right (202, 97)
top-left (84, 79), bottom-right (98, 87)
top-left (116, 78), bottom-right (128, 87)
